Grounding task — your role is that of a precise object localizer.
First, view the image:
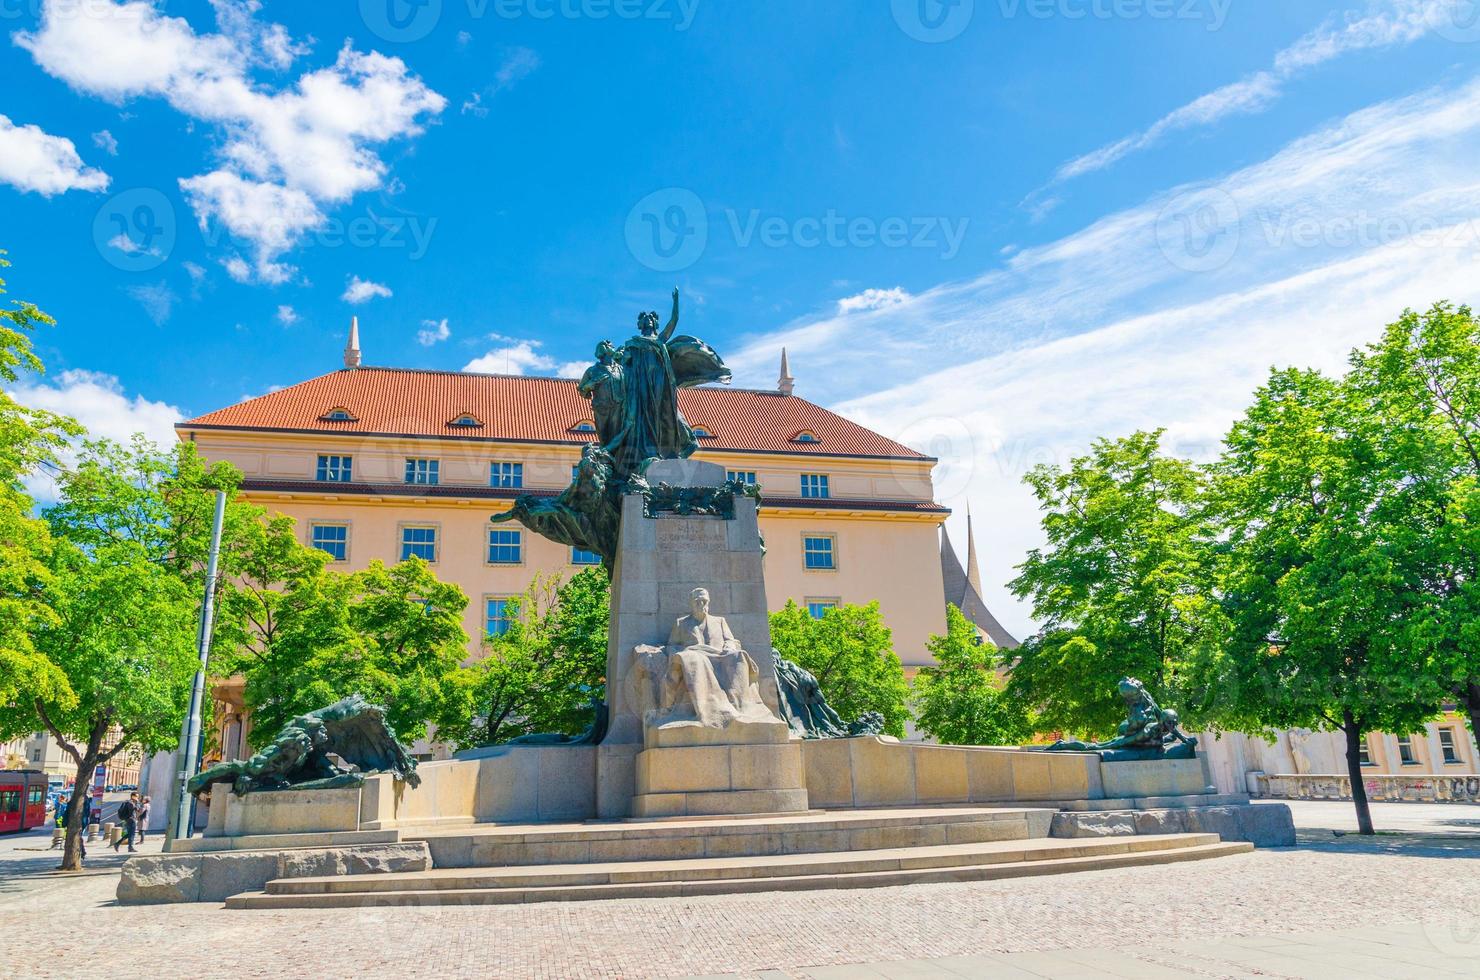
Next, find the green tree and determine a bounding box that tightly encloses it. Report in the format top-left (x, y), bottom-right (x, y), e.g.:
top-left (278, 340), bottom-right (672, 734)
top-left (240, 558), bottom-right (469, 748)
top-left (1007, 431), bottom-right (1222, 736)
top-left (913, 605), bottom-right (1035, 745)
top-left (0, 252), bottom-right (78, 710)
top-left (1210, 366), bottom-right (1443, 835)
top-left (438, 569), bottom-right (609, 748)
top-left (1351, 303), bottom-right (1480, 739)
top-left (770, 600), bottom-right (909, 737)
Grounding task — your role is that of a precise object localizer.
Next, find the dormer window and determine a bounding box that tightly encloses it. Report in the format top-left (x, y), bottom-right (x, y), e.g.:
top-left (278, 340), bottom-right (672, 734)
top-left (692, 425), bottom-right (716, 438)
top-left (791, 430), bottom-right (820, 444)
top-left (449, 413), bottom-right (483, 429)
top-left (570, 419), bottom-right (597, 433)
top-left (321, 407), bottom-right (358, 422)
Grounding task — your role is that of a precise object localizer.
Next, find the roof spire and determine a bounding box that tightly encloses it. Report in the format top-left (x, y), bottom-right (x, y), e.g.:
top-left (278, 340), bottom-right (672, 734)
top-left (344, 316), bottom-right (361, 369)
top-left (777, 347), bottom-right (795, 396)
top-left (965, 505), bottom-right (984, 599)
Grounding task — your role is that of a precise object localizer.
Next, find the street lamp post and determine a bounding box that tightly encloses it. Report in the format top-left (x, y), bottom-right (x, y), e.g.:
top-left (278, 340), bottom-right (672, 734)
top-left (166, 490), bottom-right (226, 845)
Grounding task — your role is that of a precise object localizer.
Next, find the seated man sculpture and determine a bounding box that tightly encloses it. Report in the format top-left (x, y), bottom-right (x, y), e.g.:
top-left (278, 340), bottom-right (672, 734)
top-left (638, 588), bottom-right (781, 731)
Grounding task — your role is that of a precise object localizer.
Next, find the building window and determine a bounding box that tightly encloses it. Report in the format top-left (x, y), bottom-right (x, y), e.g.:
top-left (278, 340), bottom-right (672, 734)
top-left (1358, 738), bottom-right (1373, 766)
top-left (485, 597), bottom-right (515, 638)
top-left (803, 535), bottom-right (836, 570)
top-left (309, 523), bottom-right (348, 562)
top-left (727, 470), bottom-right (757, 485)
top-left (321, 407), bottom-right (357, 422)
top-left (30, 748), bottom-right (41, 762)
top-left (488, 529), bottom-right (522, 565)
top-left (450, 414), bottom-right (482, 428)
top-left (571, 420), bottom-right (597, 433)
top-left (405, 458), bottom-right (440, 485)
top-left (792, 430), bottom-right (820, 444)
top-left (571, 547), bottom-right (602, 566)
top-left (800, 474), bottom-right (829, 499)
top-left (491, 462), bottom-right (524, 489)
top-left (692, 425), bottom-right (715, 437)
top-left (401, 526), bottom-right (438, 562)
top-left (1397, 735), bottom-right (1418, 765)
top-left (806, 598), bottom-right (839, 619)
top-left (1440, 729), bottom-right (1461, 764)
top-left (316, 455), bottom-right (352, 482)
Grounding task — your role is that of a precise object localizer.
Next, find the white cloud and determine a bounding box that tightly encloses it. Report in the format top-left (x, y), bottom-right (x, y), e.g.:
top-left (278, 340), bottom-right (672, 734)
top-left (125, 282), bottom-right (177, 325)
top-left (342, 275), bottom-right (391, 304)
top-left (0, 114), bottom-right (109, 196)
top-left (727, 75), bottom-right (1480, 637)
top-left (1054, 0), bottom-right (1452, 182)
top-left (836, 287), bottom-right (912, 314)
top-left (276, 304), bottom-right (298, 325)
top-left (462, 47), bottom-right (539, 117)
top-left (417, 317), bottom-right (450, 345)
top-left (17, 0), bottom-right (442, 279)
top-left (183, 261), bottom-right (206, 283)
top-left (7, 370), bottom-right (185, 502)
top-left (91, 128), bottom-right (118, 155)
top-left (463, 338), bottom-right (563, 375)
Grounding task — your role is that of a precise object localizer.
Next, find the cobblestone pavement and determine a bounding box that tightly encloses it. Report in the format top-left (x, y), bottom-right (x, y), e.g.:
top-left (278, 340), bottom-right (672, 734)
top-left (2, 805), bottom-right (1478, 979)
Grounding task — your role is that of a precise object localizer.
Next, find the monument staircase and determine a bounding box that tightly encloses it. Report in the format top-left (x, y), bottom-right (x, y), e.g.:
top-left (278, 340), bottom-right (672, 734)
top-left (223, 806), bottom-right (1250, 909)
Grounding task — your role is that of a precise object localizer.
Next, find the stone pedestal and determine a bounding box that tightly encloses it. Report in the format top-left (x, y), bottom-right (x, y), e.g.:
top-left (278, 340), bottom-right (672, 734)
top-left (597, 458), bottom-right (794, 818)
top-left (1100, 758), bottom-right (1213, 799)
top-left (631, 721), bottom-right (809, 818)
top-left (204, 782), bottom-right (362, 838)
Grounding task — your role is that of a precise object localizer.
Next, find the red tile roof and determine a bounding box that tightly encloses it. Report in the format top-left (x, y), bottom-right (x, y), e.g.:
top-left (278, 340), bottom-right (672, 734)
top-left (181, 368), bottom-right (932, 460)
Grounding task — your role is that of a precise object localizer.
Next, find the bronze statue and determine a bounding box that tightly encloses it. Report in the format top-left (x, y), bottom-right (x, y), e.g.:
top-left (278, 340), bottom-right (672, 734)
top-left (494, 289), bottom-right (732, 570)
top-left (1046, 677), bottom-right (1198, 761)
top-left (187, 695), bottom-right (420, 797)
top-left (773, 651), bottom-right (886, 739)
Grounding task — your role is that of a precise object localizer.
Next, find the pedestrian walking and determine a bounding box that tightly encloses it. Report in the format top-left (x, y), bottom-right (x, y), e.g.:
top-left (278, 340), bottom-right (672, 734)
top-left (112, 792), bottom-right (139, 853)
top-left (134, 795), bottom-right (151, 844)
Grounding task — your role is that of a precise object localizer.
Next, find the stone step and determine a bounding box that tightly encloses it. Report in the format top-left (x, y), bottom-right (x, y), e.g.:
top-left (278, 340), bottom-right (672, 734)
top-left (408, 806), bottom-right (1052, 868)
top-left (225, 838), bottom-right (1251, 908)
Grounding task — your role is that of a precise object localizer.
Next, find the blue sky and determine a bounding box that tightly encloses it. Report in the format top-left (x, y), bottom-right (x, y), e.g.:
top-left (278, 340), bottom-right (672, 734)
top-left (3, 1), bottom-right (1480, 634)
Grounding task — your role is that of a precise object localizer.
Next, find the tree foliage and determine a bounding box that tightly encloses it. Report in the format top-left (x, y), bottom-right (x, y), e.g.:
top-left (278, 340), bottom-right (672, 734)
top-left (237, 558), bottom-right (470, 748)
top-left (913, 604), bottom-right (1035, 746)
top-left (770, 600), bottom-right (910, 737)
top-left (438, 570), bottom-right (609, 748)
top-left (1007, 430), bottom-right (1222, 736)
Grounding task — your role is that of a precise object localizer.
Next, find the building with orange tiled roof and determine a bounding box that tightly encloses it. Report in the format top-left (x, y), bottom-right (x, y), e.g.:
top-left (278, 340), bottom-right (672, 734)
top-left (177, 324), bottom-right (1009, 674)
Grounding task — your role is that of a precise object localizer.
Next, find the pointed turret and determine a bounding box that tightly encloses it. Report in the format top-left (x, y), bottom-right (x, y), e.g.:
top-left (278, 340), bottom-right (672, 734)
top-left (777, 347), bottom-right (795, 396)
top-left (344, 316), bottom-right (362, 369)
top-left (965, 506), bottom-right (984, 599)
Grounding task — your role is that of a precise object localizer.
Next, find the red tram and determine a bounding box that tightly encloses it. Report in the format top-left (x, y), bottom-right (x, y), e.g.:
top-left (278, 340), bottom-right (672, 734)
top-left (0, 770), bottom-right (49, 833)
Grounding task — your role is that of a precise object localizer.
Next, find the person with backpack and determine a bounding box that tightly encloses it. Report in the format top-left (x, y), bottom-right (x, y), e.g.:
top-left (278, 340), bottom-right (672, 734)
top-left (112, 792), bottom-right (139, 853)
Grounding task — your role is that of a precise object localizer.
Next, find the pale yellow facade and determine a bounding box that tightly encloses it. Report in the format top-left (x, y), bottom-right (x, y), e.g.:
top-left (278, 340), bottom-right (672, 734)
top-left (180, 429), bottom-right (950, 666)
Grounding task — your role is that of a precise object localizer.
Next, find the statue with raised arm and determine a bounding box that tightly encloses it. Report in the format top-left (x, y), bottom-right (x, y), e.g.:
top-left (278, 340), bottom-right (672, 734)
top-left (606, 289), bottom-right (732, 476)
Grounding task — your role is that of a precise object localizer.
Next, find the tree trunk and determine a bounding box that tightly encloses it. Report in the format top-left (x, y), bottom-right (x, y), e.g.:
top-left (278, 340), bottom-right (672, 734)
top-left (1342, 709), bottom-right (1374, 836)
top-left (60, 755), bottom-right (97, 871)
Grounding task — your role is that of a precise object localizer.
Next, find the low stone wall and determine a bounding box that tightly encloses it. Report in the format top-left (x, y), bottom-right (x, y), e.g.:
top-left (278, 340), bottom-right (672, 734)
top-left (800, 737), bottom-right (1104, 808)
top-left (361, 745), bottom-right (598, 828)
top-left (1051, 803), bottom-right (1296, 847)
top-left (1253, 771), bottom-right (1480, 803)
top-left (118, 841), bottom-right (430, 904)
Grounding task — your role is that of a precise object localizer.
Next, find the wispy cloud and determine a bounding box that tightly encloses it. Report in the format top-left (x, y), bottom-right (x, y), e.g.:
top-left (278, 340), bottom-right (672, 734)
top-left (126, 282), bottom-right (177, 325)
top-left (462, 46), bottom-right (539, 117)
top-left (727, 74), bottom-right (1480, 636)
top-left (276, 304), bottom-right (299, 326)
top-left (463, 334), bottom-right (582, 377)
top-left (1053, 1), bottom-right (1454, 183)
top-left (342, 275), bottom-right (391, 304)
top-left (417, 317), bottom-right (450, 346)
